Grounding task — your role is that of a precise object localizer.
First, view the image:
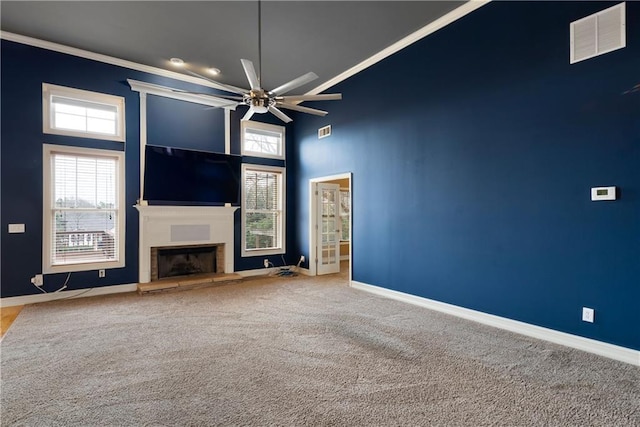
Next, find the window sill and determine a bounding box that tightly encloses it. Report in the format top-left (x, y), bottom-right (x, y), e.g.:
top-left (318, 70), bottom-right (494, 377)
top-left (241, 248), bottom-right (285, 258)
top-left (44, 259), bottom-right (124, 275)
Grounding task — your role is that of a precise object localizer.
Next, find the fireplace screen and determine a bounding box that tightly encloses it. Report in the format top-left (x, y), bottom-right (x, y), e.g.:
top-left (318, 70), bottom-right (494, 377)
top-left (157, 245), bottom-right (217, 279)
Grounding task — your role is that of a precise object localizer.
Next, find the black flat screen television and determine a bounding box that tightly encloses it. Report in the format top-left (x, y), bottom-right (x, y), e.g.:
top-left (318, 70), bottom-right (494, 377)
top-left (143, 145), bottom-right (241, 205)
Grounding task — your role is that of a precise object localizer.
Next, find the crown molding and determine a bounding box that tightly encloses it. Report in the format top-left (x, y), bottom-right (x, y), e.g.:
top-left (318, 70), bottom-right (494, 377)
top-left (0, 31), bottom-right (224, 89)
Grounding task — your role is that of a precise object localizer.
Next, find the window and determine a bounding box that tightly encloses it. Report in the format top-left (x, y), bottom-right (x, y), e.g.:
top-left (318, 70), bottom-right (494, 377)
top-left (241, 120), bottom-right (285, 159)
top-left (340, 189), bottom-right (350, 242)
top-left (43, 83), bottom-right (125, 141)
top-left (242, 164), bottom-right (285, 256)
top-left (43, 144), bottom-right (125, 273)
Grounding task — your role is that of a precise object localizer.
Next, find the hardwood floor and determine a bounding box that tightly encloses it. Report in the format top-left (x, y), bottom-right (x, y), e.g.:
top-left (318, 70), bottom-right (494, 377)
top-left (1, 306), bottom-right (23, 338)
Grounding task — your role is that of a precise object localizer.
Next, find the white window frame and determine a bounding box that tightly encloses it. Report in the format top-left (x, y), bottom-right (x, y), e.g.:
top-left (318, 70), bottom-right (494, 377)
top-left (241, 120), bottom-right (285, 160)
top-left (43, 83), bottom-right (126, 142)
top-left (241, 164), bottom-right (286, 257)
top-left (43, 144), bottom-right (126, 274)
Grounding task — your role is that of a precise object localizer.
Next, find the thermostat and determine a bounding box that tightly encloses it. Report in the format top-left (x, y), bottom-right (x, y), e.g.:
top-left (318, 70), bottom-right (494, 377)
top-left (591, 186), bottom-right (616, 201)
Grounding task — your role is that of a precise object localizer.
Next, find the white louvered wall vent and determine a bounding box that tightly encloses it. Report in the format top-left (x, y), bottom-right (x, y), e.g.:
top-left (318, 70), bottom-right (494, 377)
top-left (318, 125), bottom-right (332, 139)
top-left (570, 2), bottom-right (626, 64)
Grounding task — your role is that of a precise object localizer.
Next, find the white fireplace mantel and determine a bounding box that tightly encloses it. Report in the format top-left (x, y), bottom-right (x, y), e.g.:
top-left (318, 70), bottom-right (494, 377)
top-left (135, 205), bottom-right (238, 283)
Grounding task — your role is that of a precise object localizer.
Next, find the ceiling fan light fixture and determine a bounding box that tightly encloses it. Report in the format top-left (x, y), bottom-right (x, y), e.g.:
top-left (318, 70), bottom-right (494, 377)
top-left (169, 57), bottom-right (185, 66)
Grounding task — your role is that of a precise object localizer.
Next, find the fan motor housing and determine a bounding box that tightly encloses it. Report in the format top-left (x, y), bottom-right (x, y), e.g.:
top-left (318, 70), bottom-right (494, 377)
top-left (245, 90), bottom-right (273, 113)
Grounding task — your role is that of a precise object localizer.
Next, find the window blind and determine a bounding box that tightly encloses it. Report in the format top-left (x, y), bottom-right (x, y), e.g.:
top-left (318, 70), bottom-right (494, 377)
top-left (50, 152), bottom-right (119, 266)
top-left (244, 169), bottom-right (281, 250)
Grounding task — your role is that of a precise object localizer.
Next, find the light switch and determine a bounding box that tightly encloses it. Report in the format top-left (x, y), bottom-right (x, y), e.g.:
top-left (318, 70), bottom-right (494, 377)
top-left (8, 223), bottom-right (25, 233)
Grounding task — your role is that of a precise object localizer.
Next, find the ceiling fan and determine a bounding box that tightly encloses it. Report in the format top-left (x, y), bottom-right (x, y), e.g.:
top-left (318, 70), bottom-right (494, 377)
top-left (181, 1), bottom-right (341, 123)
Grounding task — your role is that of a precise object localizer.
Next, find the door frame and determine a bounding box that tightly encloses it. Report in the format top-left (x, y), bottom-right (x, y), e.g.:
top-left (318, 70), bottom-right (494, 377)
top-left (308, 172), bottom-right (352, 283)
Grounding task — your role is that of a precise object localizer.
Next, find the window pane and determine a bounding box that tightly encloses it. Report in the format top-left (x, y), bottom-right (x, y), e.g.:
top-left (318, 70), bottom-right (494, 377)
top-left (52, 210), bottom-right (117, 265)
top-left (241, 122), bottom-right (284, 159)
top-left (245, 171), bottom-right (279, 210)
top-left (55, 112), bottom-right (87, 131)
top-left (342, 217), bottom-right (350, 241)
top-left (245, 212), bottom-right (279, 250)
top-left (339, 190), bottom-right (350, 241)
top-left (244, 129), bottom-right (281, 156)
top-left (54, 155), bottom-right (117, 209)
top-left (49, 91), bottom-right (120, 138)
top-left (87, 117), bottom-right (117, 135)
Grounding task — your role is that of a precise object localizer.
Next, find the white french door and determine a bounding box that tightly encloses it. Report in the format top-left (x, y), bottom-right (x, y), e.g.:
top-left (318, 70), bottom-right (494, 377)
top-left (316, 183), bottom-right (341, 275)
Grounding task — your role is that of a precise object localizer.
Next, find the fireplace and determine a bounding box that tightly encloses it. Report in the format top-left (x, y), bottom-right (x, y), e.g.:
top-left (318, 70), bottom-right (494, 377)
top-left (150, 244), bottom-right (224, 281)
top-left (135, 205), bottom-right (238, 283)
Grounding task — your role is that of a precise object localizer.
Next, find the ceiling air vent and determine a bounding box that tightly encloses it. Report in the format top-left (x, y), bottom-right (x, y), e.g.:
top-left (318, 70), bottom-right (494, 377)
top-left (570, 2), bottom-right (625, 64)
top-left (318, 125), bottom-right (332, 139)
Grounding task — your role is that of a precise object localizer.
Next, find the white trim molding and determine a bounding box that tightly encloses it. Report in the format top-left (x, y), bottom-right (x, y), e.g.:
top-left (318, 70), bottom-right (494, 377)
top-left (351, 281), bottom-right (640, 367)
top-left (241, 164), bottom-right (286, 258)
top-left (308, 173), bottom-right (353, 280)
top-left (127, 79), bottom-right (237, 109)
top-left (42, 144), bottom-right (126, 274)
top-left (0, 283), bottom-right (137, 308)
top-left (0, 31), bottom-right (235, 90)
top-left (307, 1), bottom-right (490, 95)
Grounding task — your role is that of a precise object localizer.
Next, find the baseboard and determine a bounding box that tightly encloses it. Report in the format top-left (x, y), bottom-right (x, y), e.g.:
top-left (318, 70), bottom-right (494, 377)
top-left (351, 281), bottom-right (640, 367)
top-left (0, 283), bottom-right (138, 307)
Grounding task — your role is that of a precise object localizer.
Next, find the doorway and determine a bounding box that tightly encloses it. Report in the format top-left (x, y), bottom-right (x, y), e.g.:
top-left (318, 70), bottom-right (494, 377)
top-left (308, 173), bottom-right (352, 283)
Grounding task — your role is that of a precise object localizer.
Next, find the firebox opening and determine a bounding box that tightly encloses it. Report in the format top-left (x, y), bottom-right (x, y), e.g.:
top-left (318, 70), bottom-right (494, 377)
top-left (156, 245), bottom-right (219, 280)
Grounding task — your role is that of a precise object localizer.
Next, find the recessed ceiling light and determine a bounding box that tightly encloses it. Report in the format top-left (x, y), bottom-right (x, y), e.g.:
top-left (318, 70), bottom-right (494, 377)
top-left (169, 57), bottom-right (185, 66)
top-left (208, 67), bottom-right (221, 76)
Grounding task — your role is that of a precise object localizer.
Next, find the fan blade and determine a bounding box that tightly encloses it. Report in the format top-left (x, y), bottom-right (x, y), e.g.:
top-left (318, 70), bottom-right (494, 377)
top-left (276, 102), bottom-right (328, 116)
top-left (184, 69), bottom-right (248, 95)
top-left (278, 93), bottom-right (342, 102)
top-left (269, 72), bottom-right (318, 96)
top-left (268, 106), bottom-right (293, 123)
top-left (242, 107), bottom-right (256, 122)
top-left (241, 59), bottom-right (261, 91)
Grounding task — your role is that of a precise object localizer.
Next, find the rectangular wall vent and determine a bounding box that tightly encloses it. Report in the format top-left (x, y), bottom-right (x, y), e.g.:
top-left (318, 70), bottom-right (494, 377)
top-left (570, 2), bottom-right (625, 64)
top-left (318, 125), bottom-right (332, 139)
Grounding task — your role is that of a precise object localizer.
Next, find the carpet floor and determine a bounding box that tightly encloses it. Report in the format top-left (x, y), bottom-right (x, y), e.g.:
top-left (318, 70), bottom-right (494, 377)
top-left (1, 273), bottom-right (638, 426)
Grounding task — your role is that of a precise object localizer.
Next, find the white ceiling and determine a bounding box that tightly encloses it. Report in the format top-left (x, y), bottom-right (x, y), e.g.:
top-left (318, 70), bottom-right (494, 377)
top-left (1, 1), bottom-right (466, 94)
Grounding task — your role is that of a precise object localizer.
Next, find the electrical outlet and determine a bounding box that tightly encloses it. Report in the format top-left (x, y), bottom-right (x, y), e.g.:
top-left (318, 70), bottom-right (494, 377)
top-left (582, 307), bottom-right (595, 323)
top-left (99, 269), bottom-right (106, 278)
top-left (30, 274), bottom-right (43, 286)
top-left (263, 259), bottom-right (269, 268)
top-left (300, 255), bottom-right (305, 263)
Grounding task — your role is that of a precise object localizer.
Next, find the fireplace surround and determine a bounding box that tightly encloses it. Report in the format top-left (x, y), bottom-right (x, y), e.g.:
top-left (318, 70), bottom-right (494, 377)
top-left (135, 205), bottom-right (237, 283)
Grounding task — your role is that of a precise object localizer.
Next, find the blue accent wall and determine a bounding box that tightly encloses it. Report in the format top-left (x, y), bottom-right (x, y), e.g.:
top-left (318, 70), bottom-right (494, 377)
top-left (0, 40), bottom-right (296, 296)
top-left (147, 95), bottom-right (225, 152)
top-left (229, 109), bottom-right (296, 271)
top-left (1, 40), bottom-right (143, 297)
top-left (291, 2), bottom-right (640, 350)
